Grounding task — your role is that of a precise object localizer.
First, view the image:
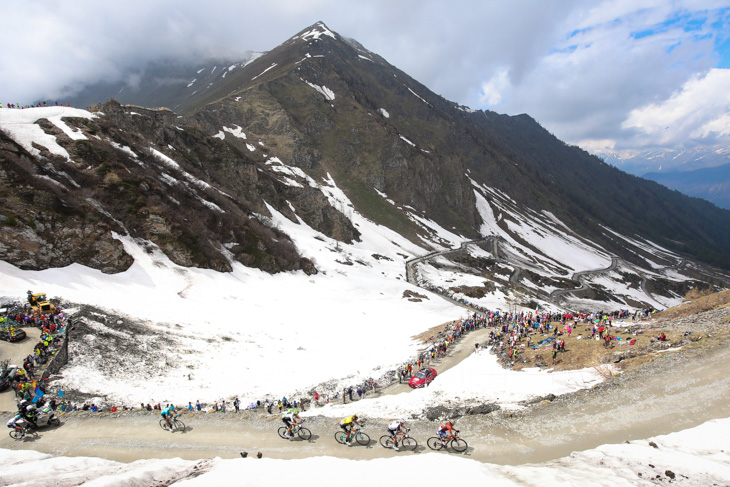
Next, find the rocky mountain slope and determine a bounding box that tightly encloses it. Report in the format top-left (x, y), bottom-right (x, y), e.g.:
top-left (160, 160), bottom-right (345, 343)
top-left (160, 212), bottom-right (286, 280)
top-left (2, 22), bottom-right (730, 306)
top-left (174, 22), bottom-right (730, 270)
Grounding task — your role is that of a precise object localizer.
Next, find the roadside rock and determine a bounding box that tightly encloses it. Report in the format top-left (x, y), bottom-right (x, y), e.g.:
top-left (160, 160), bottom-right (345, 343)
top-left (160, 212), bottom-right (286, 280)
top-left (466, 403), bottom-right (500, 415)
top-left (425, 402), bottom-right (500, 421)
top-left (521, 394), bottom-right (557, 406)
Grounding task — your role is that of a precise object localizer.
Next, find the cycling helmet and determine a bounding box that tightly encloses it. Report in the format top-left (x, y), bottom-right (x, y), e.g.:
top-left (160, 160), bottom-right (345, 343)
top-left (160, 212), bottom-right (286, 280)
top-left (293, 409), bottom-right (299, 415)
top-left (399, 419), bottom-right (406, 424)
top-left (352, 414), bottom-right (358, 420)
top-left (19, 400), bottom-right (28, 409)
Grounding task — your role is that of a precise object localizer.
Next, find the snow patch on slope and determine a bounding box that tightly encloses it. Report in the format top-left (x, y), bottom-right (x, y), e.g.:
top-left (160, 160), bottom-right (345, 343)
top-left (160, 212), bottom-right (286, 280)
top-left (303, 80), bottom-right (335, 101)
top-left (0, 106), bottom-right (95, 160)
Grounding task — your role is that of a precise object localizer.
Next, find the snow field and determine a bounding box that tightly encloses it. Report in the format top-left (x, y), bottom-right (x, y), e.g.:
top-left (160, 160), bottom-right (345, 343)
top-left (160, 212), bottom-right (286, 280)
top-left (2, 417), bottom-right (729, 486)
top-left (304, 351), bottom-right (608, 419)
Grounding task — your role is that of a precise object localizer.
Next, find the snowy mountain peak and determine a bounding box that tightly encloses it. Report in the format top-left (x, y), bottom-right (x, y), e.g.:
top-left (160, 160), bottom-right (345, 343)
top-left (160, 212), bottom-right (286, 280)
top-left (594, 144), bottom-right (730, 175)
top-left (294, 21), bottom-right (337, 42)
top-left (3, 21), bottom-right (730, 305)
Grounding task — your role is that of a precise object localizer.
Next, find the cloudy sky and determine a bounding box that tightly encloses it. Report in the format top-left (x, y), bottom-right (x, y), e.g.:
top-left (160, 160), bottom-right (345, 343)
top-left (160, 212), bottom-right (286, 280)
top-left (2, 0), bottom-right (729, 155)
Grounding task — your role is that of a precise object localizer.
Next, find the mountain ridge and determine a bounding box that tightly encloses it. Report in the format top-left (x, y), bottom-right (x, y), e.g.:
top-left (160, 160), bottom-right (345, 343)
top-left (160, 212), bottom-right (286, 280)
top-left (642, 162), bottom-right (730, 210)
top-left (2, 21), bottom-right (730, 311)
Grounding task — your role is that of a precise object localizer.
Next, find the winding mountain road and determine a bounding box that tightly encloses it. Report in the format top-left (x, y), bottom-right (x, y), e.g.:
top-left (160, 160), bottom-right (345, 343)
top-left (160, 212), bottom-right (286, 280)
top-left (3, 339), bottom-right (729, 467)
top-left (549, 256), bottom-right (619, 304)
top-left (405, 236), bottom-right (693, 311)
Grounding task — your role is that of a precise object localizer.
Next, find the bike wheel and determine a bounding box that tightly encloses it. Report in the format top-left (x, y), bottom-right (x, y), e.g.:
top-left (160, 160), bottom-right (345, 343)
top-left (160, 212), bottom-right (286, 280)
top-left (401, 437), bottom-right (418, 451)
top-left (278, 427), bottom-right (289, 439)
top-left (159, 419), bottom-right (167, 430)
top-left (451, 438), bottom-right (468, 452)
top-left (173, 419), bottom-right (185, 432)
top-left (355, 432), bottom-right (370, 445)
top-left (9, 429), bottom-right (23, 439)
top-left (427, 437), bottom-right (444, 450)
top-left (297, 427), bottom-right (312, 440)
top-left (379, 435), bottom-right (393, 448)
top-left (334, 431), bottom-right (347, 444)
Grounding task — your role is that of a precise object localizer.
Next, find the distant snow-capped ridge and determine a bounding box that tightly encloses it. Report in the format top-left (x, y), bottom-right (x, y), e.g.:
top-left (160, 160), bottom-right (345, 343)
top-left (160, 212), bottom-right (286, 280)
top-left (594, 145), bottom-right (730, 175)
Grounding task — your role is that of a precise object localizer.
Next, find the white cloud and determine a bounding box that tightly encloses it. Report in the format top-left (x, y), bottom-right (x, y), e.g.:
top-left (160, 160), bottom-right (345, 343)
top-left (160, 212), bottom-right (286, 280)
top-left (695, 113), bottom-right (730, 138)
top-left (622, 68), bottom-right (730, 146)
top-left (474, 3), bottom-right (723, 152)
top-left (479, 68), bottom-right (509, 106)
top-left (575, 138), bottom-right (617, 153)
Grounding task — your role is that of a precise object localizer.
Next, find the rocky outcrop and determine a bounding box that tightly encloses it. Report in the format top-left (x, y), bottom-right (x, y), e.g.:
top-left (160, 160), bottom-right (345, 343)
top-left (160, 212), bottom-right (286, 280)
top-left (424, 402), bottom-right (500, 420)
top-left (0, 98), bottom-right (358, 274)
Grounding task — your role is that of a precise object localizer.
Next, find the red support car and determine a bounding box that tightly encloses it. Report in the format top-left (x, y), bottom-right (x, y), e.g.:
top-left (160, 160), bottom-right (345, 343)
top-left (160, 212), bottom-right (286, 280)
top-left (408, 367), bottom-right (437, 388)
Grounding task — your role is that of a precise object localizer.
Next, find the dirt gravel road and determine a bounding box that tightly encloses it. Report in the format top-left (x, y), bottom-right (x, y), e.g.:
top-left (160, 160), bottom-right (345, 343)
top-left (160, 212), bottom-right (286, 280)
top-left (0, 328), bottom-right (40, 412)
top-left (2, 337), bottom-right (729, 466)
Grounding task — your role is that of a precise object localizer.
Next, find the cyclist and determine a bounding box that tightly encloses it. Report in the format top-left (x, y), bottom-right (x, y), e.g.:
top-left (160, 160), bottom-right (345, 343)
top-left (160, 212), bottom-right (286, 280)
top-left (340, 414), bottom-right (361, 446)
top-left (161, 404), bottom-right (175, 431)
top-left (387, 418), bottom-right (407, 451)
top-left (437, 418), bottom-right (458, 445)
top-left (282, 408), bottom-right (302, 438)
top-left (7, 414), bottom-right (27, 436)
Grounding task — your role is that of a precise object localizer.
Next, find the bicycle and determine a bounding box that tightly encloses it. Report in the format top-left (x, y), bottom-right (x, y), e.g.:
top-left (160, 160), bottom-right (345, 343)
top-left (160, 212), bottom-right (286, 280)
top-left (8, 424), bottom-right (33, 440)
top-left (278, 421), bottom-right (312, 440)
top-left (334, 425), bottom-right (370, 446)
top-left (159, 414), bottom-right (186, 433)
top-left (427, 433), bottom-right (468, 452)
top-left (379, 428), bottom-right (418, 451)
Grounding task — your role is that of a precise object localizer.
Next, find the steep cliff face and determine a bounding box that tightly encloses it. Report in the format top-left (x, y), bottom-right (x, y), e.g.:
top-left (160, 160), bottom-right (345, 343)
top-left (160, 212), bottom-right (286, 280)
top-left (0, 100), bottom-right (358, 274)
top-left (0, 129), bottom-right (133, 273)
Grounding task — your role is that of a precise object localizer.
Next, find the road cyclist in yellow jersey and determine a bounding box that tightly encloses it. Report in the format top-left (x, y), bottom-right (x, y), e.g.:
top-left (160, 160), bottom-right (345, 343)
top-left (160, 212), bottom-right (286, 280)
top-left (340, 414), bottom-right (361, 446)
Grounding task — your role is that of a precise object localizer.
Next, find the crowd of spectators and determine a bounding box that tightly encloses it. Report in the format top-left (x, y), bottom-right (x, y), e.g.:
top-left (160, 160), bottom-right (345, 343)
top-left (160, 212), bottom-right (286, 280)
top-left (2, 296), bottom-right (68, 402)
top-left (1, 101), bottom-right (71, 109)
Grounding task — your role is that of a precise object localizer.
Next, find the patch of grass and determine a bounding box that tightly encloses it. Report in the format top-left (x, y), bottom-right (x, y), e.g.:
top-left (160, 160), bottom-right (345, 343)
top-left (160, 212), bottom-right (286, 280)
top-left (654, 289), bottom-right (730, 321)
top-left (508, 321), bottom-right (698, 373)
top-left (336, 177), bottom-right (422, 240)
top-left (2, 213), bottom-right (19, 227)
